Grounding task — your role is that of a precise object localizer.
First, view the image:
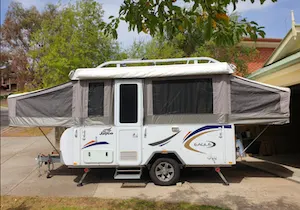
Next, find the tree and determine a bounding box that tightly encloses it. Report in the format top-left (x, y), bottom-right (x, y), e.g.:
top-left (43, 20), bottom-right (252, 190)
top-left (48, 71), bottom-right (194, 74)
top-left (106, 0), bottom-right (276, 44)
top-left (30, 0), bottom-right (123, 88)
top-left (127, 37), bottom-right (256, 76)
top-left (191, 41), bottom-right (257, 76)
top-left (124, 8), bottom-right (258, 76)
top-left (126, 38), bottom-right (185, 59)
top-left (0, 1), bottom-right (42, 90)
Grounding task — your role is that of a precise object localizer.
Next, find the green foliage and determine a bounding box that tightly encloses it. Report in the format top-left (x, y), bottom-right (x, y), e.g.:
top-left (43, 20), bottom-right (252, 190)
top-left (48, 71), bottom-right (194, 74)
top-left (125, 9), bottom-right (258, 76)
top-left (30, 0), bottom-right (122, 88)
top-left (191, 41), bottom-right (257, 75)
top-left (127, 37), bottom-right (256, 76)
top-left (106, 0), bottom-right (276, 45)
top-left (2, 195), bottom-right (228, 210)
top-left (127, 37), bottom-right (185, 60)
top-left (1, 0), bottom-right (261, 91)
top-left (0, 95), bottom-right (9, 100)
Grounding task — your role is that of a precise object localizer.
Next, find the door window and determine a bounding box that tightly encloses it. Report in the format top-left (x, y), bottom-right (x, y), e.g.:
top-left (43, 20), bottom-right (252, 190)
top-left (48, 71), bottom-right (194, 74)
top-left (119, 84), bottom-right (138, 123)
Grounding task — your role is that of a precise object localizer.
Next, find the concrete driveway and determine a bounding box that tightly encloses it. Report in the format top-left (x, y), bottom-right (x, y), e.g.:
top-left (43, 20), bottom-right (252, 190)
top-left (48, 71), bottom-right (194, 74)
top-left (1, 130), bottom-right (300, 210)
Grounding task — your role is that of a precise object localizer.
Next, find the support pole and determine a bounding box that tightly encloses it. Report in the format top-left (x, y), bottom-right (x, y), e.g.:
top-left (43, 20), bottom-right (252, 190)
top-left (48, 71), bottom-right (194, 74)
top-left (215, 167), bottom-right (229, 186)
top-left (77, 168), bottom-right (90, 187)
top-left (39, 127), bottom-right (60, 154)
top-left (241, 125), bottom-right (269, 155)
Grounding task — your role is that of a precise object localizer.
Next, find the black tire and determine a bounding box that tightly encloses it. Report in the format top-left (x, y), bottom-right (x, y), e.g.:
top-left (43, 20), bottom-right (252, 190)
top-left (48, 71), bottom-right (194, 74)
top-left (149, 158), bottom-right (180, 186)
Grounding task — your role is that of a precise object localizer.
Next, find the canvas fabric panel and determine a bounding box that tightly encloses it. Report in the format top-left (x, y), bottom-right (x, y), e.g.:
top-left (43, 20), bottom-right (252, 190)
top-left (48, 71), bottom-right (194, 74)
top-left (15, 82), bottom-right (73, 118)
top-left (81, 80), bottom-right (113, 125)
top-left (145, 75), bottom-right (227, 124)
top-left (145, 114), bottom-right (220, 124)
top-left (9, 117), bottom-right (75, 127)
top-left (152, 78), bottom-right (213, 114)
top-left (213, 75), bottom-right (230, 123)
top-left (9, 80), bottom-right (114, 127)
top-left (229, 76), bottom-right (290, 124)
top-left (8, 82), bottom-right (73, 127)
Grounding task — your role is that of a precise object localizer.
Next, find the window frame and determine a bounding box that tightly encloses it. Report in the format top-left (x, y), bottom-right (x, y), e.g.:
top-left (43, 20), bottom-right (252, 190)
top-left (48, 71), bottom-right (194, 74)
top-left (114, 80), bottom-right (143, 127)
top-left (119, 83), bottom-right (138, 123)
top-left (87, 81), bottom-right (105, 117)
top-left (151, 77), bottom-right (214, 115)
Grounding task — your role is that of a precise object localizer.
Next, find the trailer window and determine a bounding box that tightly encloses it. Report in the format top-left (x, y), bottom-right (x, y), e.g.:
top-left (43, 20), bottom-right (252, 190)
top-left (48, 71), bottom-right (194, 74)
top-left (120, 84), bottom-right (138, 123)
top-left (88, 82), bottom-right (104, 116)
top-left (153, 78), bottom-right (213, 114)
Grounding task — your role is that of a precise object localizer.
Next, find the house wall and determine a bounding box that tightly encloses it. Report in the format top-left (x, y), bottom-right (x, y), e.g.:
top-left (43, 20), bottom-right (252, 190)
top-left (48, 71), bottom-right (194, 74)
top-left (239, 38), bottom-right (281, 73)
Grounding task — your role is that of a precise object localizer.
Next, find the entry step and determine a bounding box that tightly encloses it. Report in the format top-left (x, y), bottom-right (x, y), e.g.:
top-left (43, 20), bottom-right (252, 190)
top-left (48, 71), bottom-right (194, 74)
top-left (114, 167), bottom-right (142, 180)
top-left (114, 174), bottom-right (141, 180)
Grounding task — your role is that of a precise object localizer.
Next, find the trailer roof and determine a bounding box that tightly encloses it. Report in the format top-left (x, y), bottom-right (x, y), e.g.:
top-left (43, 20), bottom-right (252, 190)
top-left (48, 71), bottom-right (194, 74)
top-left (70, 62), bottom-right (234, 80)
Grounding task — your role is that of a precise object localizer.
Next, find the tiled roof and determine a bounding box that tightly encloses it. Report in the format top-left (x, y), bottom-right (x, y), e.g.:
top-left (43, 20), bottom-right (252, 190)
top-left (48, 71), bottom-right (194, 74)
top-left (248, 48), bottom-right (277, 73)
top-left (242, 37), bottom-right (282, 42)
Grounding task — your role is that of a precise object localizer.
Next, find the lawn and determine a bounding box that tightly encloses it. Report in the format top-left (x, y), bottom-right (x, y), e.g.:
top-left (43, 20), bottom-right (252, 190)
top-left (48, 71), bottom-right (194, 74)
top-left (1, 196), bottom-right (228, 210)
top-left (1, 127), bottom-right (53, 137)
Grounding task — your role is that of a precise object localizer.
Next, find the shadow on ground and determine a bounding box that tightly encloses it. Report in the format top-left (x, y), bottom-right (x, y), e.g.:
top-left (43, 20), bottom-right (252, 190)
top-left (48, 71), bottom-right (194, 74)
top-left (254, 154), bottom-right (300, 169)
top-left (47, 163), bottom-right (287, 186)
top-left (240, 160), bottom-right (295, 178)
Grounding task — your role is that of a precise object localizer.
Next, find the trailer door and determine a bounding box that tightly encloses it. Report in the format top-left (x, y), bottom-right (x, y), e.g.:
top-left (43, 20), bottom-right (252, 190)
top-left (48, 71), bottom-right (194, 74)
top-left (115, 80), bottom-right (143, 166)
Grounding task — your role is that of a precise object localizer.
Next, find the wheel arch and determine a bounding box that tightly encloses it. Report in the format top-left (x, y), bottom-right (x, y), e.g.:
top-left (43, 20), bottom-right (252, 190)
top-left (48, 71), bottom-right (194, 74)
top-left (144, 151), bottom-right (185, 169)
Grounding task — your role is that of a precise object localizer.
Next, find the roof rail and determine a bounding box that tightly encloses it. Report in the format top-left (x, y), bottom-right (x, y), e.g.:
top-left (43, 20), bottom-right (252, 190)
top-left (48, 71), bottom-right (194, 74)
top-left (96, 57), bottom-right (220, 68)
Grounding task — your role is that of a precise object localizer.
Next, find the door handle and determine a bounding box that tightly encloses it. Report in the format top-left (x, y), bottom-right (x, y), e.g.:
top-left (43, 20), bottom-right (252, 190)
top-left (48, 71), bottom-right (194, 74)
top-left (144, 127), bottom-right (147, 138)
top-left (83, 130), bottom-right (86, 140)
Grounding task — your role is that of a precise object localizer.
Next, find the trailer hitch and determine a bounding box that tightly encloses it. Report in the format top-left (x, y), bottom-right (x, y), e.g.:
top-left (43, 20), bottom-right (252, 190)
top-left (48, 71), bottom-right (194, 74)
top-left (36, 153), bottom-right (61, 178)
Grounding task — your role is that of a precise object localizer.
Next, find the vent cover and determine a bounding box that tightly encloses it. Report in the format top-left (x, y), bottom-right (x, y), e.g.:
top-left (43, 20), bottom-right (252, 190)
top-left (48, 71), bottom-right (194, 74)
top-left (120, 151), bottom-right (137, 161)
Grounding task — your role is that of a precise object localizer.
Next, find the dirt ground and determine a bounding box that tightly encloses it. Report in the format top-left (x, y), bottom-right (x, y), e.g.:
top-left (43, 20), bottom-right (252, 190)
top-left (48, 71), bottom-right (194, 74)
top-left (1, 130), bottom-right (300, 210)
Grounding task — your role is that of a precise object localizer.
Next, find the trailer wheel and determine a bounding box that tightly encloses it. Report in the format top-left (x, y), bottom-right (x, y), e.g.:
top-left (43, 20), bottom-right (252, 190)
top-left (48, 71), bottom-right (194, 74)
top-left (149, 158), bottom-right (180, 186)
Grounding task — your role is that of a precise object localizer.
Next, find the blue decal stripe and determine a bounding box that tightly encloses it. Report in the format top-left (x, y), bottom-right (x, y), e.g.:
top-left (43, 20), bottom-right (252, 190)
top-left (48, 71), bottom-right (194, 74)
top-left (183, 125), bottom-right (222, 142)
top-left (184, 125), bottom-right (232, 142)
top-left (83, 141), bottom-right (108, 149)
top-left (160, 141), bottom-right (171, 147)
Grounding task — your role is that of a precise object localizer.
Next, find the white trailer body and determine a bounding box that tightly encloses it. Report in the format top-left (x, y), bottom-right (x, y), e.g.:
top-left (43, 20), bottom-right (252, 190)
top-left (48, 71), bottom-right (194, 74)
top-left (61, 122), bottom-right (236, 167)
top-left (8, 57), bottom-right (290, 186)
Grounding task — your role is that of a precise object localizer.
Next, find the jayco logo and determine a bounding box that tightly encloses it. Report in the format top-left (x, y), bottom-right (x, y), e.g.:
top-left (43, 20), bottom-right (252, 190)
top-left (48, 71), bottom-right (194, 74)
top-left (100, 128), bottom-right (113, 135)
top-left (194, 141), bottom-right (216, 148)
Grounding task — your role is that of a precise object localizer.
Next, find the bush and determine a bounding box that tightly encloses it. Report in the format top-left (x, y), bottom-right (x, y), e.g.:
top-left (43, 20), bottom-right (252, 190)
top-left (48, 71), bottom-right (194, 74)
top-left (0, 95), bottom-right (8, 100)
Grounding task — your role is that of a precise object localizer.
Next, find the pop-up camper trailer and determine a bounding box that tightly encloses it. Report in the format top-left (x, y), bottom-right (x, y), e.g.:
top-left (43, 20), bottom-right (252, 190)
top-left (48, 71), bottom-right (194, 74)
top-left (8, 57), bottom-right (290, 186)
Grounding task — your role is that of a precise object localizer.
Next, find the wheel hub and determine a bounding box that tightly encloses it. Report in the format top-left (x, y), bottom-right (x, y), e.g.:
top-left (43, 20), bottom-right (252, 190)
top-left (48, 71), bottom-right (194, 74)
top-left (155, 162), bottom-right (175, 182)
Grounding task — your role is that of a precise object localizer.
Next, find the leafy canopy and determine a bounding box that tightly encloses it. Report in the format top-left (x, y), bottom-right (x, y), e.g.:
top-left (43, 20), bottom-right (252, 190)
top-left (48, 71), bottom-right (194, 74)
top-left (0, 1), bottom-right (42, 90)
top-left (30, 0), bottom-right (122, 88)
top-left (126, 35), bottom-right (257, 76)
top-left (106, 0), bottom-right (277, 45)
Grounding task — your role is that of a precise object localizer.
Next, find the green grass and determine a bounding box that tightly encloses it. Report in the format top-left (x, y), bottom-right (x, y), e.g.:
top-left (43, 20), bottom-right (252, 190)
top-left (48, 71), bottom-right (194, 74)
top-left (1, 196), bottom-right (228, 210)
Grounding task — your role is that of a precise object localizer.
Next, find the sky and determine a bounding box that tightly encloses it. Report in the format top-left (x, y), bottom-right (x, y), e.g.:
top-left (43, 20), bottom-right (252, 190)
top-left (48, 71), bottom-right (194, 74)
top-left (1, 0), bottom-right (300, 49)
